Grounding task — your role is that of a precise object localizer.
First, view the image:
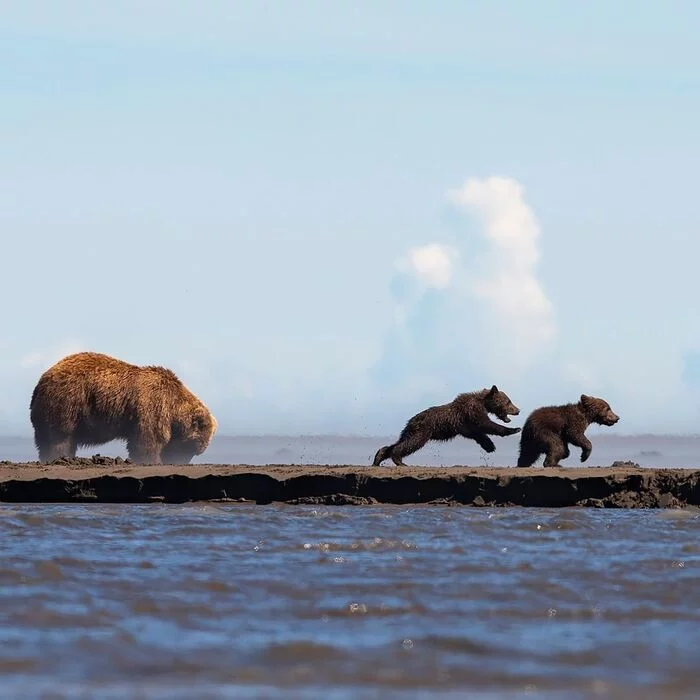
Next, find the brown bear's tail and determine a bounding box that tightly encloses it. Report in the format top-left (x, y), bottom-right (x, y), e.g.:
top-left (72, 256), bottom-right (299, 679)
top-left (373, 445), bottom-right (393, 466)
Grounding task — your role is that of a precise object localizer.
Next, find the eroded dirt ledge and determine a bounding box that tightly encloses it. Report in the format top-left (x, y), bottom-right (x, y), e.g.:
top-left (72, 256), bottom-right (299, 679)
top-left (0, 458), bottom-right (698, 507)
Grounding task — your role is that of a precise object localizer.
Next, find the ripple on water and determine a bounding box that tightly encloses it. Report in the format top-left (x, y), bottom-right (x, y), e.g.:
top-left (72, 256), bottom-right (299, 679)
top-left (301, 537), bottom-right (418, 553)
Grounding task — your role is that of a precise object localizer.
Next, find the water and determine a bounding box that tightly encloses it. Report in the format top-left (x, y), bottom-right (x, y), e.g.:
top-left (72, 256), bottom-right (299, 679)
top-left (2, 433), bottom-right (700, 467)
top-left (1, 504), bottom-right (699, 698)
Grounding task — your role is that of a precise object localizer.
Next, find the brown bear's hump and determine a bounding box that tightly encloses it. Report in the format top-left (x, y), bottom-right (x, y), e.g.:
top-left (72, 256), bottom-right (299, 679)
top-left (49, 351), bottom-right (140, 374)
top-left (143, 365), bottom-right (180, 379)
top-left (140, 365), bottom-right (187, 387)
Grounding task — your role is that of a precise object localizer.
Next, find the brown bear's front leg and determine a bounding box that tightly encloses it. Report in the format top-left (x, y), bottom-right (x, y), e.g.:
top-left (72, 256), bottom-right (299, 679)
top-left (127, 435), bottom-right (163, 465)
top-left (480, 418), bottom-right (521, 438)
top-left (567, 432), bottom-right (592, 462)
top-left (474, 434), bottom-right (496, 453)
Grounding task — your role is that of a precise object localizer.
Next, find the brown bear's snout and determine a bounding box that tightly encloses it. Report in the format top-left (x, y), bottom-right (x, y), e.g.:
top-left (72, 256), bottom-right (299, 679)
top-left (605, 411), bottom-right (619, 425)
top-left (500, 404), bottom-right (520, 422)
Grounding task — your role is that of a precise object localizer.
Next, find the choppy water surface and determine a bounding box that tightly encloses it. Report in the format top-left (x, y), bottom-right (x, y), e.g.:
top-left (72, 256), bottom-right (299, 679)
top-left (0, 505), bottom-right (699, 699)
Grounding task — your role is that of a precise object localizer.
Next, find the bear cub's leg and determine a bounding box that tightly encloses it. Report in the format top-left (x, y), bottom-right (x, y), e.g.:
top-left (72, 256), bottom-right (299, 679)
top-left (474, 434), bottom-right (496, 453)
top-left (389, 431), bottom-right (430, 466)
top-left (542, 432), bottom-right (568, 467)
top-left (372, 445), bottom-right (393, 466)
top-left (516, 440), bottom-right (543, 468)
top-left (481, 418), bottom-right (521, 438)
top-left (566, 431), bottom-right (593, 462)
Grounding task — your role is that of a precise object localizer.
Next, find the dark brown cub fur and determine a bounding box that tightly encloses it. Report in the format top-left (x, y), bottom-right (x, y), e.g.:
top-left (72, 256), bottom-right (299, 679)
top-left (373, 385), bottom-right (521, 466)
top-left (517, 394), bottom-right (619, 468)
top-left (30, 351), bottom-right (218, 464)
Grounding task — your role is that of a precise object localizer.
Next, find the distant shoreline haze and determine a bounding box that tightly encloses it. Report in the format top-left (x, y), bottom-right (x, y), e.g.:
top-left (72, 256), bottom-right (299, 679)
top-left (2, 432), bottom-right (700, 440)
top-left (2, 434), bottom-right (699, 468)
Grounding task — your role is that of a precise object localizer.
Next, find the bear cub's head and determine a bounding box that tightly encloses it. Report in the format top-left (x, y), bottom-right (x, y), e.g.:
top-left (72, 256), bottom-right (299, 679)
top-left (484, 385), bottom-right (520, 423)
top-left (579, 395), bottom-right (619, 426)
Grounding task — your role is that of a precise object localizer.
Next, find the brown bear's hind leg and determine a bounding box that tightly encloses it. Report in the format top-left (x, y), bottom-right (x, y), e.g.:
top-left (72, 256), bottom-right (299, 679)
top-left (542, 433), bottom-right (567, 467)
top-left (36, 434), bottom-right (76, 462)
top-left (517, 440), bottom-right (542, 468)
top-left (390, 432), bottom-right (429, 466)
top-left (373, 445), bottom-right (393, 466)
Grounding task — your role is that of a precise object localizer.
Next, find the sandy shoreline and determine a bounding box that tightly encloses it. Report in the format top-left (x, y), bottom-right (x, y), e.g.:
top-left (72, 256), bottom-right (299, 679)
top-left (0, 458), bottom-right (698, 507)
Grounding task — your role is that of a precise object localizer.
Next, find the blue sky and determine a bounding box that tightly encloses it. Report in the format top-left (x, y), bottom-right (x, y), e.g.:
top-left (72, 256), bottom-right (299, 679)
top-left (2, 1), bottom-right (700, 436)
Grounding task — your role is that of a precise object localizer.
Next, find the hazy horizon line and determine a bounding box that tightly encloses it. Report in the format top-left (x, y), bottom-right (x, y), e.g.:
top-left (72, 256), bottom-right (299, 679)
top-left (1, 432), bottom-right (700, 441)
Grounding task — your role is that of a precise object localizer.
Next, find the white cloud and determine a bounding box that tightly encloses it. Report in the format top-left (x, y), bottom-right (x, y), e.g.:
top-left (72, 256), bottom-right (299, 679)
top-left (447, 177), bottom-right (541, 265)
top-left (397, 243), bottom-right (457, 289)
top-left (372, 174), bottom-right (555, 402)
top-left (447, 176), bottom-right (555, 368)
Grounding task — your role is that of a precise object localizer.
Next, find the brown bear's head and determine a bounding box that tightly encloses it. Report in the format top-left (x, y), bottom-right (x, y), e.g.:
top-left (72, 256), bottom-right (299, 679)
top-left (485, 385), bottom-right (520, 423)
top-left (579, 395), bottom-right (619, 426)
top-left (164, 409), bottom-right (218, 464)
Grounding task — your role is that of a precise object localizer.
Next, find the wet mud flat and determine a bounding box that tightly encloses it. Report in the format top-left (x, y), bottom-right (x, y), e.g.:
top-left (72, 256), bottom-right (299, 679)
top-left (0, 458), bottom-right (699, 507)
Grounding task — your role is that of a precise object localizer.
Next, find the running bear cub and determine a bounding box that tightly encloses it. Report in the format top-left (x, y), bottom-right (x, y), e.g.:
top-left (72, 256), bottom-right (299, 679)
top-left (516, 394), bottom-right (619, 468)
top-left (373, 386), bottom-right (521, 466)
top-left (30, 351), bottom-right (217, 464)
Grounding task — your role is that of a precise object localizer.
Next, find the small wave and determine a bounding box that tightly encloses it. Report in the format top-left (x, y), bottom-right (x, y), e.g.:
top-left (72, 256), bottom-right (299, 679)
top-left (0, 659), bottom-right (37, 673)
top-left (655, 507), bottom-right (700, 520)
top-left (419, 635), bottom-right (494, 656)
top-left (33, 561), bottom-right (63, 581)
top-left (313, 601), bottom-right (431, 619)
top-left (301, 537), bottom-right (418, 553)
top-left (16, 608), bottom-right (114, 629)
top-left (256, 641), bottom-right (346, 665)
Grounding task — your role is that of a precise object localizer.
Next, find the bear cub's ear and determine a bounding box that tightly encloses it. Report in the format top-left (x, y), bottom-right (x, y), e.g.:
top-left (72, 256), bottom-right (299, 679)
top-left (489, 385), bottom-right (499, 395)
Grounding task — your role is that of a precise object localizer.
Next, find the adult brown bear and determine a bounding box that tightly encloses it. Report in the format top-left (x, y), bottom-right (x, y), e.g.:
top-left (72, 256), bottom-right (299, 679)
top-left (516, 394), bottom-right (619, 468)
top-left (30, 352), bottom-right (217, 464)
top-left (373, 386), bottom-right (521, 466)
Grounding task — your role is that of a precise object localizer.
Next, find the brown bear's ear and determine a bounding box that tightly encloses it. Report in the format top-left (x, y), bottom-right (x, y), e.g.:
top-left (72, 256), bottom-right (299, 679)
top-left (489, 385), bottom-right (498, 395)
top-left (580, 394), bottom-right (591, 404)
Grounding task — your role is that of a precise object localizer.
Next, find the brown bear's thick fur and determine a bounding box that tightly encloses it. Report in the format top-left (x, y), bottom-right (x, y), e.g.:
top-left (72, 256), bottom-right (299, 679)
top-left (29, 352), bottom-right (218, 464)
top-left (373, 386), bottom-right (521, 466)
top-left (516, 394), bottom-right (619, 468)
